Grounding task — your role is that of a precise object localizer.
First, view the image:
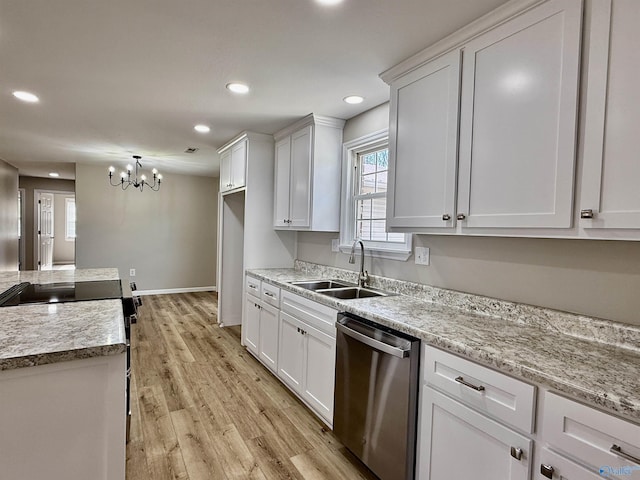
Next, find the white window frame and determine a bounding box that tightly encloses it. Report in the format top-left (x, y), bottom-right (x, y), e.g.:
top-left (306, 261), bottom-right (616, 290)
top-left (65, 197), bottom-right (76, 241)
top-left (339, 129), bottom-right (412, 261)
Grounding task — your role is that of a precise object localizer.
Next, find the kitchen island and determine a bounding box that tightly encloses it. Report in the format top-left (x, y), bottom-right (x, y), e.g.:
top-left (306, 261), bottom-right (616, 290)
top-left (0, 268), bottom-right (127, 480)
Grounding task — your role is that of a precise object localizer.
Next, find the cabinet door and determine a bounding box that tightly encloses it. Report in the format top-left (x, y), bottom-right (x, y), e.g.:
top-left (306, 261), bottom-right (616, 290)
top-left (277, 311), bottom-right (305, 394)
top-left (581, 0), bottom-right (640, 230)
top-left (243, 296), bottom-right (260, 355)
top-left (388, 49), bottom-right (461, 229)
top-left (274, 136), bottom-right (291, 227)
top-left (230, 140), bottom-right (247, 190)
top-left (457, 0), bottom-right (582, 229)
top-left (419, 387), bottom-right (531, 480)
top-left (536, 448), bottom-right (603, 480)
top-left (289, 125), bottom-right (313, 228)
top-left (220, 149), bottom-right (232, 192)
top-left (258, 303), bottom-right (279, 373)
top-left (301, 324), bottom-right (335, 425)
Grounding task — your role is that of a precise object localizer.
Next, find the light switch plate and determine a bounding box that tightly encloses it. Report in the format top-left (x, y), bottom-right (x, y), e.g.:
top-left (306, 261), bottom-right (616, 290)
top-left (415, 247), bottom-right (430, 266)
top-left (331, 239), bottom-right (340, 253)
top-left (130, 268), bottom-right (136, 277)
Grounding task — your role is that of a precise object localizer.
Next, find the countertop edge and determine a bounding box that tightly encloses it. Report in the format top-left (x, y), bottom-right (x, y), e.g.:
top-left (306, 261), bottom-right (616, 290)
top-left (0, 343), bottom-right (127, 371)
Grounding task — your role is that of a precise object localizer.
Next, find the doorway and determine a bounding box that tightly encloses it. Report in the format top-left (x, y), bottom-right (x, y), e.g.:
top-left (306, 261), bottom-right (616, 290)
top-left (34, 190), bottom-right (76, 271)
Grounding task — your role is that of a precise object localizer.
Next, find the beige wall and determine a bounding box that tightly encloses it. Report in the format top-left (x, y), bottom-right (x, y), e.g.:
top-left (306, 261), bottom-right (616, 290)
top-left (53, 193), bottom-right (75, 264)
top-left (75, 163), bottom-right (217, 291)
top-left (0, 159), bottom-right (19, 271)
top-left (18, 176), bottom-right (75, 270)
top-left (296, 103), bottom-right (640, 326)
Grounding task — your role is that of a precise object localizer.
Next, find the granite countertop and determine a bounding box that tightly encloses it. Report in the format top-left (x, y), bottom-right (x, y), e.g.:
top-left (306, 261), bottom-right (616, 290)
top-left (247, 262), bottom-right (640, 424)
top-left (0, 268), bottom-right (126, 371)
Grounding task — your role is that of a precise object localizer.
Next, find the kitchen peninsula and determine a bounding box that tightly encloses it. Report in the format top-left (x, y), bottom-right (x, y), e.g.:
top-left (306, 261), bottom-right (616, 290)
top-left (0, 268), bottom-right (127, 480)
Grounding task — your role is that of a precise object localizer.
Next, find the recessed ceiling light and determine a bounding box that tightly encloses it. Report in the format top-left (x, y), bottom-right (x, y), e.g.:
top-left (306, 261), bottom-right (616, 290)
top-left (344, 95), bottom-right (364, 104)
top-left (48, 172), bottom-right (59, 177)
top-left (316, 0), bottom-right (343, 5)
top-left (13, 91), bottom-right (39, 103)
top-left (226, 82), bottom-right (250, 94)
top-left (194, 124), bottom-right (211, 133)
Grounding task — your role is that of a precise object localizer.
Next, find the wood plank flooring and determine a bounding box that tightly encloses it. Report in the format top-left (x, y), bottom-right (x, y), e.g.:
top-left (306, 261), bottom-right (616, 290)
top-left (126, 292), bottom-right (377, 480)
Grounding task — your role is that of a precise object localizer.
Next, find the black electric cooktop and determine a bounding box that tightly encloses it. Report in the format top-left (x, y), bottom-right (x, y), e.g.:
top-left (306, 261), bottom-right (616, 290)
top-left (0, 280), bottom-right (123, 307)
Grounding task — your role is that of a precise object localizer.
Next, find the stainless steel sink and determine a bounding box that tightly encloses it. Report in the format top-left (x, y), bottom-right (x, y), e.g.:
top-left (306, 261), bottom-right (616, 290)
top-left (290, 279), bottom-right (354, 291)
top-left (315, 287), bottom-right (388, 299)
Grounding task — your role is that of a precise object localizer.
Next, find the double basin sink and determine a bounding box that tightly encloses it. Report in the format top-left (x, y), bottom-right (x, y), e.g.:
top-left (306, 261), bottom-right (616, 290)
top-left (289, 279), bottom-right (391, 299)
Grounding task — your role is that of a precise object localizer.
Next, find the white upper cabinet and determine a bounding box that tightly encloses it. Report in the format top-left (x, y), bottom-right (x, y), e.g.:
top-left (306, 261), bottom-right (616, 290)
top-left (274, 137), bottom-right (292, 228)
top-left (387, 49), bottom-right (461, 230)
top-left (219, 137), bottom-right (247, 192)
top-left (457, 0), bottom-right (582, 229)
top-left (382, 0), bottom-right (596, 238)
top-left (580, 0), bottom-right (640, 232)
top-left (273, 114), bottom-right (345, 231)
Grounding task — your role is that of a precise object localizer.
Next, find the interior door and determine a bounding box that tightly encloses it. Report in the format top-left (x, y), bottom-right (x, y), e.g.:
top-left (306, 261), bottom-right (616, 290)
top-left (38, 192), bottom-right (55, 271)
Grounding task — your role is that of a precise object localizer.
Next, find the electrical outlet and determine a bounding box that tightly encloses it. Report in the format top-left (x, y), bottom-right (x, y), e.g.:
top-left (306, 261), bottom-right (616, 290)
top-left (129, 268), bottom-right (136, 277)
top-left (331, 239), bottom-right (340, 253)
top-left (415, 247), bottom-right (430, 266)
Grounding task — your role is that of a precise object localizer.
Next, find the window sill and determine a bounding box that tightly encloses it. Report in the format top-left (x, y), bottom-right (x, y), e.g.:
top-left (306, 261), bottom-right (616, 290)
top-left (338, 245), bottom-right (412, 262)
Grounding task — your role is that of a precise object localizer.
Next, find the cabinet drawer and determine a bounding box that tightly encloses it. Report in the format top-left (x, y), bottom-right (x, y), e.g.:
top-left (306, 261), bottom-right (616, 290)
top-left (424, 346), bottom-right (536, 433)
top-left (261, 282), bottom-right (280, 308)
top-left (542, 391), bottom-right (640, 473)
top-left (245, 276), bottom-right (261, 297)
top-left (281, 290), bottom-right (337, 337)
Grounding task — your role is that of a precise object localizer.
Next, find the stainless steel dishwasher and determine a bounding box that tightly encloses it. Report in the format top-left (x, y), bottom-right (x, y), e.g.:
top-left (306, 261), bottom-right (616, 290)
top-left (334, 312), bottom-right (420, 480)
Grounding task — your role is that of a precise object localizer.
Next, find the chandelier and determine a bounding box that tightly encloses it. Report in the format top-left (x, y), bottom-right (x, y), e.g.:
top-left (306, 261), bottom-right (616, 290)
top-left (108, 155), bottom-right (162, 191)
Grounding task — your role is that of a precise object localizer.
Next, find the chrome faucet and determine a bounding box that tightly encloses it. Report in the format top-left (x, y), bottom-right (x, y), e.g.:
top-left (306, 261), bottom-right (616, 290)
top-left (349, 240), bottom-right (370, 287)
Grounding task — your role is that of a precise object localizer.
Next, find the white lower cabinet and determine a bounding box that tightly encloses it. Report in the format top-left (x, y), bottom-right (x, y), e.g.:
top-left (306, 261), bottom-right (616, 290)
top-left (244, 288), bottom-right (279, 373)
top-left (540, 391), bottom-right (640, 479)
top-left (278, 310), bottom-right (336, 426)
top-left (258, 302), bottom-right (279, 372)
top-left (419, 387), bottom-right (532, 480)
top-left (277, 310), bottom-right (305, 392)
top-left (301, 321), bottom-right (335, 422)
top-left (243, 278), bottom-right (337, 427)
top-left (419, 347), bottom-right (640, 480)
top-left (244, 294), bottom-right (261, 355)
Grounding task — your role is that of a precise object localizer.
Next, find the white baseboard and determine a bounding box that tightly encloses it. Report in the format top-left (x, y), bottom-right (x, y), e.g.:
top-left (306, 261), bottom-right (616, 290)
top-left (135, 286), bottom-right (217, 296)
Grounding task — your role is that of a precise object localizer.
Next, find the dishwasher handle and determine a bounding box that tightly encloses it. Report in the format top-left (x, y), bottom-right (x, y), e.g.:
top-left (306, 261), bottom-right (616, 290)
top-left (336, 320), bottom-right (411, 358)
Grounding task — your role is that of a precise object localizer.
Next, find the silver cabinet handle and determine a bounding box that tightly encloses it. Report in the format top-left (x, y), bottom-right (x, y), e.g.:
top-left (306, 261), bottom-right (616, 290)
top-left (610, 444), bottom-right (640, 465)
top-left (510, 446), bottom-right (523, 461)
top-left (457, 213), bottom-right (466, 220)
top-left (580, 209), bottom-right (595, 219)
top-left (540, 464), bottom-right (554, 479)
top-left (264, 292), bottom-right (275, 298)
top-left (455, 376), bottom-right (485, 391)
top-left (248, 283), bottom-right (258, 289)
top-left (442, 214), bottom-right (451, 221)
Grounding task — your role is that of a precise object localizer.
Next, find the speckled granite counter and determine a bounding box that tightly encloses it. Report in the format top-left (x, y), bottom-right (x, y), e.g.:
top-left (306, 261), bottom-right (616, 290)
top-left (0, 269), bottom-right (126, 371)
top-left (247, 261), bottom-right (640, 423)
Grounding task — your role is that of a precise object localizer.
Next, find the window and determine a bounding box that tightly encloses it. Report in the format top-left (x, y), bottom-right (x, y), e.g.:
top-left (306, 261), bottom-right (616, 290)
top-left (65, 198), bottom-right (76, 240)
top-left (340, 130), bottom-right (411, 260)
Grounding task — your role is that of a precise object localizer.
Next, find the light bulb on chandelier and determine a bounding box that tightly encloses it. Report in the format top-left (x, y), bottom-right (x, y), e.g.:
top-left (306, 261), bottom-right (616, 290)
top-left (108, 155), bottom-right (162, 192)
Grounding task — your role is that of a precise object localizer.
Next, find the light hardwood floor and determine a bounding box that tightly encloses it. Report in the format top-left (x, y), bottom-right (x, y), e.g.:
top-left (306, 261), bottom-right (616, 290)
top-left (126, 292), bottom-right (377, 480)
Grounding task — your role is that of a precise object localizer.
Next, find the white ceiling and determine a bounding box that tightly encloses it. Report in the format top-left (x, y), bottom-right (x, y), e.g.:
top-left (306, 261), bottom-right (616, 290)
top-left (1, 0), bottom-right (508, 180)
